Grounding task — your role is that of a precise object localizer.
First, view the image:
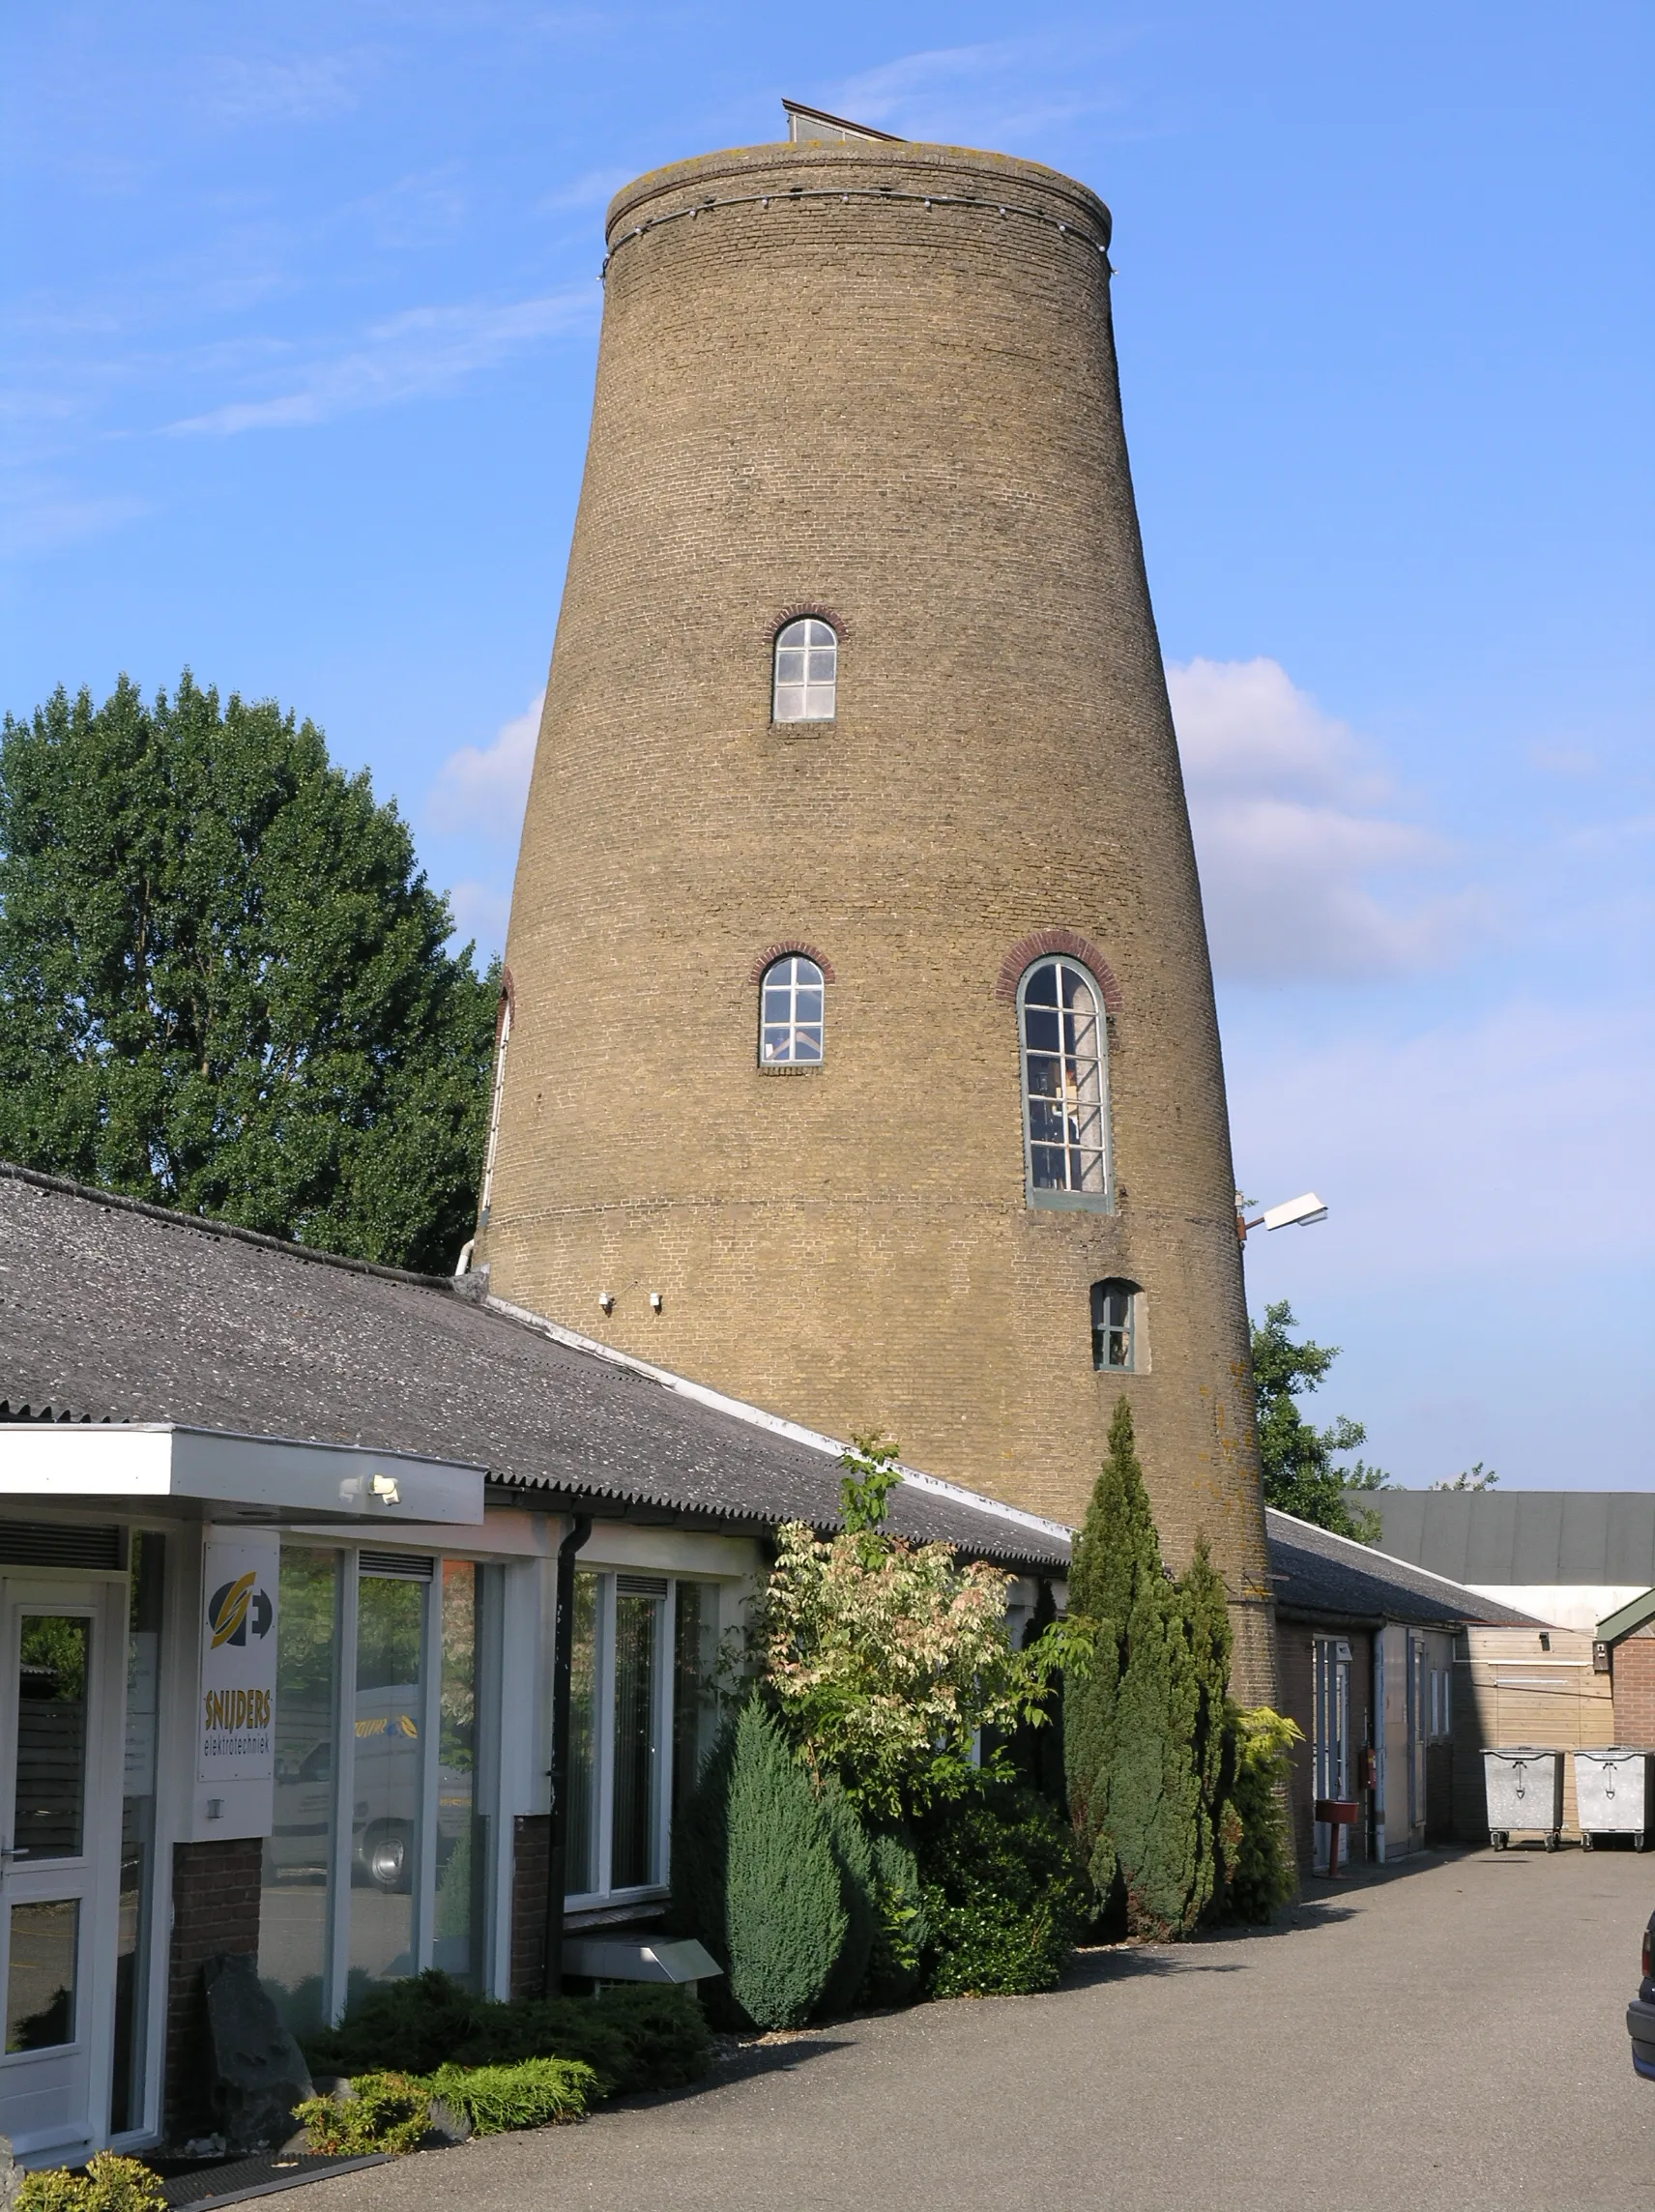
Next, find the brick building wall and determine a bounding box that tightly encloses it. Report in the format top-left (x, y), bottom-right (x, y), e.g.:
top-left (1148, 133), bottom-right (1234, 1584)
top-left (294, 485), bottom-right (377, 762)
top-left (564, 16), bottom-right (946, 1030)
top-left (476, 135), bottom-right (1276, 1702)
top-left (163, 1838), bottom-right (262, 2140)
top-left (1611, 1630), bottom-right (1655, 1745)
top-left (509, 1815), bottom-right (550, 2002)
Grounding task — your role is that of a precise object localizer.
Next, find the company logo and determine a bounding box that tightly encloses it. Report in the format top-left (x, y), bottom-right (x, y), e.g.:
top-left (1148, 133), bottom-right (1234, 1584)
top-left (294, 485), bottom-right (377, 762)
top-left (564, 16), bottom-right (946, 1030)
top-left (208, 1572), bottom-right (274, 1649)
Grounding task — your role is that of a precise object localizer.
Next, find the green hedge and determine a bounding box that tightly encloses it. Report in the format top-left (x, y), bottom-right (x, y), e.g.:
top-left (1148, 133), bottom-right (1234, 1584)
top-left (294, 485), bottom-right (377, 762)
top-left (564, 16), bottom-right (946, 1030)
top-left (916, 1781), bottom-right (1092, 1997)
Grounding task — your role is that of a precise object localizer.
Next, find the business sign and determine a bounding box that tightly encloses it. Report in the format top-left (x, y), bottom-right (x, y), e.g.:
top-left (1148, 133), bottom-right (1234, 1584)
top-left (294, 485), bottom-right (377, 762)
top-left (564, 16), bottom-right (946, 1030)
top-left (198, 1532), bottom-right (279, 1783)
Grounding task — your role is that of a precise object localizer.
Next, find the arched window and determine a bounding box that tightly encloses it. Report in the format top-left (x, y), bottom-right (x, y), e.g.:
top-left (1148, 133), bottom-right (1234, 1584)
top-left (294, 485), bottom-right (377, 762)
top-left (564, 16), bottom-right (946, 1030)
top-left (1091, 1279), bottom-right (1140, 1371)
top-left (1018, 957), bottom-right (1110, 1206)
top-left (772, 620), bottom-right (837, 722)
top-left (760, 954), bottom-right (825, 1063)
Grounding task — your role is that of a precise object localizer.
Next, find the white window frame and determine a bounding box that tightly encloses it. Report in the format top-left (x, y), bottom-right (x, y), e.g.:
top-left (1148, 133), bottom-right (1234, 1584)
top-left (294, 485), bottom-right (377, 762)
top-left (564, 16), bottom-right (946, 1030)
top-left (759, 955), bottom-right (826, 1065)
top-left (564, 1572), bottom-right (676, 1913)
top-left (1017, 957), bottom-right (1113, 1210)
top-left (477, 994), bottom-right (511, 1227)
top-left (772, 620), bottom-right (837, 723)
top-left (1090, 1279), bottom-right (1139, 1372)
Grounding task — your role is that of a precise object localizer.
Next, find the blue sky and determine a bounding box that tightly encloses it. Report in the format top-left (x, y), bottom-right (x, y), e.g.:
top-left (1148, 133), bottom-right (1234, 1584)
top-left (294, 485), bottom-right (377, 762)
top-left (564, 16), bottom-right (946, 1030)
top-left (4, 3), bottom-right (1651, 1490)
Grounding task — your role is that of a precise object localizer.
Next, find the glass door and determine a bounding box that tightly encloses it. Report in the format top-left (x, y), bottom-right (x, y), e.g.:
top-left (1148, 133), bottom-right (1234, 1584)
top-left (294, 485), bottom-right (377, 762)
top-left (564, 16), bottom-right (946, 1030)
top-left (0, 1579), bottom-right (123, 2159)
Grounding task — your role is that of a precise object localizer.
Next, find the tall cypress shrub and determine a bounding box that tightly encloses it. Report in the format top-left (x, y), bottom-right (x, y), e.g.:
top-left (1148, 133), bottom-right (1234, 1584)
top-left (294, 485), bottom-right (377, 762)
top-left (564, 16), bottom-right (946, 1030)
top-left (723, 1701), bottom-right (848, 2028)
top-left (817, 1782), bottom-right (876, 2018)
top-left (1064, 1399), bottom-right (1231, 1937)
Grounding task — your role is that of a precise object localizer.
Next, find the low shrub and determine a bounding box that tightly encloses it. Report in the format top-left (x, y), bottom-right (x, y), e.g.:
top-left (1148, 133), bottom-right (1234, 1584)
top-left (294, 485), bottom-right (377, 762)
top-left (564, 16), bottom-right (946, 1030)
top-left (916, 1781), bottom-right (1092, 1998)
top-left (302, 1970), bottom-right (709, 2096)
top-left (16, 2157), bottom-right (164, 2212)
top-left (293, 2072), bottom-right (429, 2156)
top-left (426, 2056), bottom-right (596, 2136)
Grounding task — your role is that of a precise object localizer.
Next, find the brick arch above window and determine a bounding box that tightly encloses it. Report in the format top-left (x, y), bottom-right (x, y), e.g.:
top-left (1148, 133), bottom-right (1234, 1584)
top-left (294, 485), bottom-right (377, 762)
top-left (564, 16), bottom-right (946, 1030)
top-left (748, 941), bottom-right (836, 985)
top-left (994, 929), bottom-right (1123, 1013)
top-left (765, 601), bottom-right (849, 647)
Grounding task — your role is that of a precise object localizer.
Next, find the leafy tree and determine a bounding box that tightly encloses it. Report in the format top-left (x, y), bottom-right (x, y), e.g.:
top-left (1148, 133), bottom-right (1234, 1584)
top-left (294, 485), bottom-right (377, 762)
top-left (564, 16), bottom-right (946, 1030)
top-left (1251, 1300), bottom-right (1389, 1540)
top-left (0, 673), bottom-right (497, 1270)
top-left (1431, 1461), bottom-right (1498, 1492)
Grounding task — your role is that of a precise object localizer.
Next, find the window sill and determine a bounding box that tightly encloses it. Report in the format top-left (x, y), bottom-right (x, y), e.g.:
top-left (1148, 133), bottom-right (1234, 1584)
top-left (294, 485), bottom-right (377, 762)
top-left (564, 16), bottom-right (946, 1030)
top-left (1027, 1189), bottom-right (1115, 1214)
top-left (758, 1062), bottom-right (823, 1076)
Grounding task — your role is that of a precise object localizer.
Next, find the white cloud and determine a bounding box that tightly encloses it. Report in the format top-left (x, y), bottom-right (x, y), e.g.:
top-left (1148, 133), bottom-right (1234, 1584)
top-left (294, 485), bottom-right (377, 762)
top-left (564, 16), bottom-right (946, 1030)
top-left (1169, 656), bottom-right (1484, 981)
top-left (168, 289), bottom-right (597, 435)
top-left (429, 691), bottom-right (543, 833)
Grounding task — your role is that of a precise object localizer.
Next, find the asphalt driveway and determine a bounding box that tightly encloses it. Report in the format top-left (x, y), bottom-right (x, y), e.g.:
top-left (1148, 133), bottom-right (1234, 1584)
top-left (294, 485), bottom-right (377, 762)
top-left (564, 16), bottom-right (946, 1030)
top-left (307, 1845), bottom-right (1654, 2211)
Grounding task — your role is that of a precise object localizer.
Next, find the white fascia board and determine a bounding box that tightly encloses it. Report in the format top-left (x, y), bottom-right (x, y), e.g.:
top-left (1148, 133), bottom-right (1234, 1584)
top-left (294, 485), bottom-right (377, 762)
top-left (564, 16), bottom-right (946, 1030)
top-left (0, 1423), bottom-right (484, 1526)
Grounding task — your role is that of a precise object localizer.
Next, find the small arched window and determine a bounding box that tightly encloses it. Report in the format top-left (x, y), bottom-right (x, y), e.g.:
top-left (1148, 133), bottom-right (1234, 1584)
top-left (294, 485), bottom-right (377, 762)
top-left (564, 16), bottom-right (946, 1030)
top-left (1018, 957), bottom-right (1110, 1206)
top-left (760, 954), bottom-right (825, 1063)
top-left (1091, 1279), bottom-right (1140, 1371)
top-left (772, 620), bottom-right (837, 722)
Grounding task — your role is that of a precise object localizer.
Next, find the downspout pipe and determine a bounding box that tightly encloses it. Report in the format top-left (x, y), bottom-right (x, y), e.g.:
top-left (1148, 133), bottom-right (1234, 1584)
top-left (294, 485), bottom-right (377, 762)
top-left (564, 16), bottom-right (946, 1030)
top-left (543, 1512), bottom-right (592, 1998)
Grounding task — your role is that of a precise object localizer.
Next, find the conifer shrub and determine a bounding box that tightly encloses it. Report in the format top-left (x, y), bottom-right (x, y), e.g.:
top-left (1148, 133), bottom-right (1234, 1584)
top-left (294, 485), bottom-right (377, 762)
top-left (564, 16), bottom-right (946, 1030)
top-left (1065, 1399), bottom-right (1233, 1938)
top-left (425, 2056), bottom-right (596, 2135)
top-left (294, 2072), bottom-right (429, 2156)
top-left (818, 1781), bottom-right (877, 2017)
top-left (915, 1781), bottom-right (1091, 1997)
top-left (724, 1699), bottom-right (848, 2028)
top-left (301, 1969), bottom-right (708, 2095)
top-left (860, 1830), bottom-right (930, 2007)
top-left (1217, 1705), bottom-right (1302, 1921)
top-left (17, 2156), bottom-right (164, 2212)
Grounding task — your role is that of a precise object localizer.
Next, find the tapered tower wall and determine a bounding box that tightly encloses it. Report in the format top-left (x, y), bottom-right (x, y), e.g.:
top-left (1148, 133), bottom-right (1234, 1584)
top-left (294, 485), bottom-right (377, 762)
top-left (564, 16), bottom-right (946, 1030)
top-left (479, 138), bottom-right (1276, 1698)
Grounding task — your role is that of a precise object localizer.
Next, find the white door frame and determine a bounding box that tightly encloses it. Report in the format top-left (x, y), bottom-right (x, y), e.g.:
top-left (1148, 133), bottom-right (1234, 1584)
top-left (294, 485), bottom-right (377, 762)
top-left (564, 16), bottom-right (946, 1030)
top-left (0, 1575), bottom-right (127, 2162)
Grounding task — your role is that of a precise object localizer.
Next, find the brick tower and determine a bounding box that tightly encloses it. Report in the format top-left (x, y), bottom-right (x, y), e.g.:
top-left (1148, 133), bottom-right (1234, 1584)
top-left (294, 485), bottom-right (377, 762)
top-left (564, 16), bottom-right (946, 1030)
top-left (476, 124), bottom-right (1276, 1694)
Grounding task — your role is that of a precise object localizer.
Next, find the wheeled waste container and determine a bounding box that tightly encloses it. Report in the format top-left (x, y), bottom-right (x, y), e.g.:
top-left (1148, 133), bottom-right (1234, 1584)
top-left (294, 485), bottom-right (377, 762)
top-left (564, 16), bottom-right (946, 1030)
top-left (1576, 1747), bottom-right (1655, 1850)
top-left (1483, 1746), bottom-right (1563, 1850)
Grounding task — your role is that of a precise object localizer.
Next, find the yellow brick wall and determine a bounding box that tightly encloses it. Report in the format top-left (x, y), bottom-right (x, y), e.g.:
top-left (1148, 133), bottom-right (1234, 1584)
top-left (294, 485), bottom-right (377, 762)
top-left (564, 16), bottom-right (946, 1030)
top-left (478, 138), bottom-right (1276, 1701)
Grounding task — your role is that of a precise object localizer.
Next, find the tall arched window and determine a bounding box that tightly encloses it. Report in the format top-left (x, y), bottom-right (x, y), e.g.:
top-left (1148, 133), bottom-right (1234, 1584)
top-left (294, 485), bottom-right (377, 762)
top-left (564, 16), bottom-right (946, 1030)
top-left (1018, 957), bottom-right (1110, 1206)
top-left (760, 954), bottom-right (825, 1063)
top-left (772, 620), bottom-right (837, 722)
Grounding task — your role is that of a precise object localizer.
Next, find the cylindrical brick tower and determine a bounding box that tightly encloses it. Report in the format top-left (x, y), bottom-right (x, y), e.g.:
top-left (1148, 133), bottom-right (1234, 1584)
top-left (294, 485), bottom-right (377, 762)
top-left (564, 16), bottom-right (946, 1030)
top-left (478, 132), bottom-right (1275, 1695)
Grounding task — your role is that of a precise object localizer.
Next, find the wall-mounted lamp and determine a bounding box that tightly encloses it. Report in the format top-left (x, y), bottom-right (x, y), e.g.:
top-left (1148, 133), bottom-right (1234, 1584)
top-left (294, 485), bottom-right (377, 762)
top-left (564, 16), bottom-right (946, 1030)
top-left (649, 1292), bottom-right (663, 1313)
top-left (371, 1473), bottom-right (400, 1505)
top-left (598, 1291), bottom-right (615, 1314)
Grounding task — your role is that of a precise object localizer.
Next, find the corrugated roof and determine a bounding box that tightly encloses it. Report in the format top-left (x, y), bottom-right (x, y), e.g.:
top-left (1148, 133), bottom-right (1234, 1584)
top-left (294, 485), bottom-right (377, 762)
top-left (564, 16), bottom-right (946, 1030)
top-left (1266, 1507), bottom-right (1543, 1630)
top-left (0, 1164), bottom-right (1069, 1573)
top-left (1372, 1491), bottom-right (1655, 1586)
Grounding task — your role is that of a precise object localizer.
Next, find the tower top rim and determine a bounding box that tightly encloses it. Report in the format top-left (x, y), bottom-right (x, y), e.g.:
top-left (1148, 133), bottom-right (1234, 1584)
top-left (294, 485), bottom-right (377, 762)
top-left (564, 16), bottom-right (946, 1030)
top-left (605, 138), bottom-right (1112, 251)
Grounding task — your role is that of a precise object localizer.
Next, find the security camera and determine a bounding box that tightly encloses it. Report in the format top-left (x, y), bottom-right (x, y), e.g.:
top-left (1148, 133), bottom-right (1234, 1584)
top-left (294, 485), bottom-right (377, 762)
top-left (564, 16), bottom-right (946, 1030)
top-left (1261, 1191), bottom-right (1328, 1232)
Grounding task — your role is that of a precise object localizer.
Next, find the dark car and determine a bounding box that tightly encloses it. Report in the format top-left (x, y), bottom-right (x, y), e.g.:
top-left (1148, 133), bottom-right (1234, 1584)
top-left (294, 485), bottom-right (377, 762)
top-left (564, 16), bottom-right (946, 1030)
top-left (1626, 1911), bottom-right (1655, 2079)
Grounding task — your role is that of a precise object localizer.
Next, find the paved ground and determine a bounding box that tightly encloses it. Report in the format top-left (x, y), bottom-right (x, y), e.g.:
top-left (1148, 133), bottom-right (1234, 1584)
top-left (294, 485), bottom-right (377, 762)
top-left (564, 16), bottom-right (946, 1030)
top-left (307, 1845), bottom-right (1655, 2211)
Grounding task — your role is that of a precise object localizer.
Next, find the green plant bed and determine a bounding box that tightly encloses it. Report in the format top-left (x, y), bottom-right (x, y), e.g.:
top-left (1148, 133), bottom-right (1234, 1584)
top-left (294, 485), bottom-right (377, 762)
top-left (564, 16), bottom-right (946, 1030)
top-left (302, 1970), bottom-right (710, 2097)
top-left (427, 2056), bottom-right (596, 2135)
top-left (17, 2156), bottom-right (165, 2212)
top-left (916, 1781), bottom-right (1093, 1997)
top-left (294, 2072), bottom-right (429, 2156)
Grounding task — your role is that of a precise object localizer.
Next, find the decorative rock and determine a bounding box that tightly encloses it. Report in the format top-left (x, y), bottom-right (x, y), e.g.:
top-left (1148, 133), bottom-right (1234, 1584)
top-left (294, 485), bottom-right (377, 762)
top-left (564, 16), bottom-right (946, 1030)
top-left (0, 2134), bottom-right (21, 2211)
top-left (201, 1952), bottom-right (314, 2154)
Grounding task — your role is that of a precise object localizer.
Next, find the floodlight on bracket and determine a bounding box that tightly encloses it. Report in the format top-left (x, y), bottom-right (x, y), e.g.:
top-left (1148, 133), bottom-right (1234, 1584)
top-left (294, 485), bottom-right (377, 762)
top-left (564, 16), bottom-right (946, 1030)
top-left (1235, 1191), bottom-right (1327, 1242)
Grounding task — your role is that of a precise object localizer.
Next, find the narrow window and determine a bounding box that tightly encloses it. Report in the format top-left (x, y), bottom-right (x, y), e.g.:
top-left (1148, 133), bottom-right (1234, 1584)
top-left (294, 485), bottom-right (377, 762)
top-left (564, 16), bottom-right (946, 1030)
top-left (1090, 1279), bottom-right (1139, 1372)
top-left (1018, 957), bottom-right (1110, 1205)
top-left (760, 954), bottom-right (825, 1064)
top-left (772, 619), bottom-right (837, 722)
top-left (477, 990), bottom-right (511, 1228)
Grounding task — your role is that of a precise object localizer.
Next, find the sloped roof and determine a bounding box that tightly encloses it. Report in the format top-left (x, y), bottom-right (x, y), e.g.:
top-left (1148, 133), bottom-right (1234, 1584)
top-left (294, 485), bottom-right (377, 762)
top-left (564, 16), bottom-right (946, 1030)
top-left (0, 1164), bottom-right (1068, 1573)
top-left (1371, 1490), bottom-right (1655, 1586)
top-left (1596, 1588), bottom-right (1655, 1645)
top-left (1266, 1507), bottom-right (1543, 1630)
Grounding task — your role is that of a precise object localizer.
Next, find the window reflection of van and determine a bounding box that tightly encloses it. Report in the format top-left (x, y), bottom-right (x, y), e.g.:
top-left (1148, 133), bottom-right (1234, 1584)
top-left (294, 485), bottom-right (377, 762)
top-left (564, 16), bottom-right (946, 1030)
top-left (269, 1689), bottom-right (470, 1894)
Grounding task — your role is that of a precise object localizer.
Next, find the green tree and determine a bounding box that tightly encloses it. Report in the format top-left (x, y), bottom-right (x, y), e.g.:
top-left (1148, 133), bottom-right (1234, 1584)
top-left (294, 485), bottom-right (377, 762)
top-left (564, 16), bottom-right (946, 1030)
top-left (0, 674), bottom-right (497, 1270)
top-left (1251, 1300), bottom-right (1388, 1540)
top-left (1063, 1398), bottom-right (1227, 1938)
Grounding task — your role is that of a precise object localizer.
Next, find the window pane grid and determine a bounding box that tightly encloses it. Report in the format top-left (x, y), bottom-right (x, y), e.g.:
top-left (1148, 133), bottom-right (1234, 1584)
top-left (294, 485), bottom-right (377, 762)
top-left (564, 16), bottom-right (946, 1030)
top-left (1020, 959), bottom-right (1109, 1197)
top-left (760, 955), bottom-right (826, 1063)
top-left (772, 620), bottom-right (837, 722)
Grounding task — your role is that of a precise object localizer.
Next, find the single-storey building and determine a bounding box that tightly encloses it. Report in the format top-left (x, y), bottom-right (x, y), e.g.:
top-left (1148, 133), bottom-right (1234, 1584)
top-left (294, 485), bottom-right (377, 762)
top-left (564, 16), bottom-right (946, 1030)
top-left (1370, 1490), bottom-right (1655, 1642)
top-left (1266, 1508), bottom-right (1545, 1873)
top-left (0, 1165), bottom-right (1068, 2167)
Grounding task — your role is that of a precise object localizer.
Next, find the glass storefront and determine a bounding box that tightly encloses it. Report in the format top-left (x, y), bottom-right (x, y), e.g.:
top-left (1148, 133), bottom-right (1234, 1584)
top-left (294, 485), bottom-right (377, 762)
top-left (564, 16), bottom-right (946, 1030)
top-left (258, 1549), bottom-right (340, 2038)
top-left (111, 1532), bottom-right (162, 2133)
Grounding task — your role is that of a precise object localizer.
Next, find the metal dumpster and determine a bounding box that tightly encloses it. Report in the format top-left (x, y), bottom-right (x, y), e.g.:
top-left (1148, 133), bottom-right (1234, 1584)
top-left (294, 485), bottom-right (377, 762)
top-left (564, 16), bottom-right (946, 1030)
top-left (1576, 1748), bottom-right (1655, 1850)
top-left (1484, 1746), bottom-right (1563, 1850)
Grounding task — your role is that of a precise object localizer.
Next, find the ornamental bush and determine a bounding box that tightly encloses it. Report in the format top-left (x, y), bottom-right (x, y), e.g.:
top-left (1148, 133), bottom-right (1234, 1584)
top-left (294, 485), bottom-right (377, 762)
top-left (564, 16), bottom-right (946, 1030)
top-left (294, 2072), bottom-right (429, 2156)
top-left (860, 1829), bottom-right (930, 2007)
top-left (818, 1780), bottom-right (877, 2018)
top-left (17, 2157), bottom-right (164, 2212)
top-left (426, 2056), bottom-right (596, 2135)
top-left (1217, 1704), bottom-right (1302, 1922)
top-left (724, 1699), bottom-right (848, 2028)
top-left (915, 1781), bottom-right (1091, 1997)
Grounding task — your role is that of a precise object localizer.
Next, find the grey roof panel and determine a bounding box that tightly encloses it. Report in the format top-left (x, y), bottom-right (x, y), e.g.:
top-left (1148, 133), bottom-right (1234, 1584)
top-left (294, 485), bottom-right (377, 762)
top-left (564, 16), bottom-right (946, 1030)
top-left (1373, 1491), bottom-right (1655, 1586)
top-left (1265, 1508), bottom-right (1542, 1630)
top-left (0, 1166), bottom-right (1068, 1573)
